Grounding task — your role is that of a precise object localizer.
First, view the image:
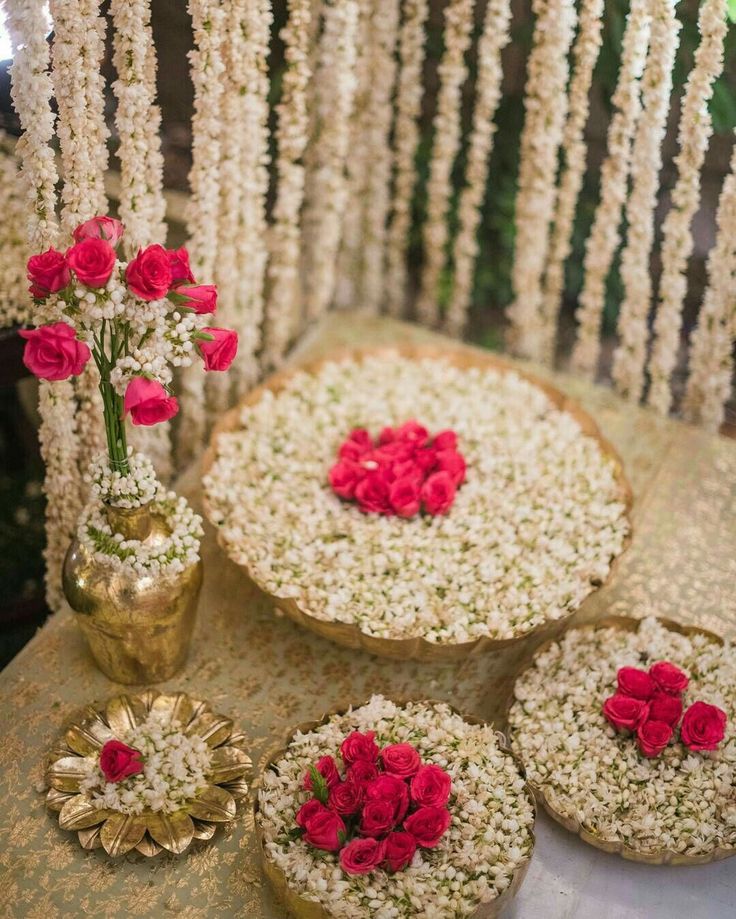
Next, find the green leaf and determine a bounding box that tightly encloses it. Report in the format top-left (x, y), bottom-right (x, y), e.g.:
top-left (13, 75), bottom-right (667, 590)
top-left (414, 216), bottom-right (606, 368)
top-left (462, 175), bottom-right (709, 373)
top-left (728, 0), bottom-right (736, 23)
top-left (308, 765), bottom-right (329, 805)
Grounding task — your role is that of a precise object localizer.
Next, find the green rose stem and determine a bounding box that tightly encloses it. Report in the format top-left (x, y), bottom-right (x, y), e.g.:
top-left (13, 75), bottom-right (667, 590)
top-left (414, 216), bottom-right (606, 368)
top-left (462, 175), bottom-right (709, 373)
top-left (91, 317), bottom-right (130, 476)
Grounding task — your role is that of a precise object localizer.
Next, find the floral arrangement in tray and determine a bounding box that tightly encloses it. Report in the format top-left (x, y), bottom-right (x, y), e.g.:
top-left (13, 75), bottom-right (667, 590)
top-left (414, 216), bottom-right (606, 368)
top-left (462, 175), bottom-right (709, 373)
top-left (257, 695), bottom-right (535, 918)
top-left (204, 351), bottom-right (630, 649)
top-left (508, 616), bottom-right (736, 863)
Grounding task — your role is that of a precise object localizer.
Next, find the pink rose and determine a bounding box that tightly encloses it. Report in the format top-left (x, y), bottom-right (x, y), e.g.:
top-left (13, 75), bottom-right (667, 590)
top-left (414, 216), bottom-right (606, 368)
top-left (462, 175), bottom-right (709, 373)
top-left (66, 238), bottom-right (116, 288)
top-left (328, 781), bottom-right (364, 816)
top-left (602, 693), bottom-right (649, 732)
top-left (403, 806), bottom-right (451, 848)
top-left (340, 731), bottom-right (379, 765)
top-left (421, 471), bottom-right (456, 515)
top-left (125, 244), bottom-right (173, 300)
top-left (347, 428), bottom-right (373, 451)
top-left (388, 476), bottom-right (421, 517)
top-left (364, 774), bottom-right (409, 824)
top-left (649, 661), bottom-right (689, 695)
top-left (295, 798), bottom-right (327, 828)
top-left (410, 764), bottom-right (452, 808)
top-left (355, 472), bottom-right (391, 515)
top-left (302, 808), bottom-right (345, 852)
top-left (99, 739), bottom-right (144, 783)
top-left (636, 720), bottom-right (673, 758)
top-left (347, 760), bottom-right (379, 787)
top-left (166, 246), bottom-right (196, 285)
top-left (198, 327), bottom-right (238, 371)
top-left (338, 429), bottom-right (373, 461)
top-left (396, 420), bottom-right (429, 447)
top-left (680, 701), bottom-right (727, 752)
top-left (648, 692), bottom-right (683, 727)
top-left (19, 322), bottom-right (91, 381)
top-left (378, 426), bottom-right (396, 445)
top-left (433, 430), bottom-right (457, 451)
top-left (178, 284), bottom-right (217, 314)
top-left (413, 446), bottom-right (439, 473)
top-left (339, 837), bottom-right (385, 875)
top-left (73, 216), bottom-right (124, 246)
top-left (123, 377), bottom-right (179, 426)
top-left (303, 755), bottom-right (341, 792)
top-left (383, 831), bottom-right (417, 872)
top-left (435, 449), bottom-right (466, 487)
top-left (359, 799), bottom-right (398, 837)
top-left (380, 743), bottom-right (422, 778)
top-left (617, 666), bottom-right (655, 701)
top-left (329, 459), bottom-right (365, 500)
top-left (373, 440), bottom-right (415, 465)
top-left (26, 248), bottom-right (70, 296)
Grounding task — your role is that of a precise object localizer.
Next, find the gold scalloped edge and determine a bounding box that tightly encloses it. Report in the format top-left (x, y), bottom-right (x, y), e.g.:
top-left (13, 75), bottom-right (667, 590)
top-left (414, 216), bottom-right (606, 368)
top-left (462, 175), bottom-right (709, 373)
top-left (202, 344), bottom-right (633, 662)
top-left (44, 689), bottom-right (252, 858)
top-left (505, 615), bottom-right (736, 866)
top-left (253, 697), bottom-right (537, 918)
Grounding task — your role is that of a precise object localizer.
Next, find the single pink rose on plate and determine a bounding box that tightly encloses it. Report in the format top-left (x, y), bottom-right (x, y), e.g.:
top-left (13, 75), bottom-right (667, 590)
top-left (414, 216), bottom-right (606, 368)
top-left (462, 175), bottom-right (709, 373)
top-left (328, 781), bottom-right (364, 816)
top-left (403, 805), bottom-right (451, 848)
top-left (99, 739), bottom-right (144, 783)
top-left (26, 247), bottom-right (70, 296)
top-left (125, 243), bottom-right (173, 300)
top-left (617, 666), bottom-right (655, 701)
top-left (20, 322), bottom-right (91, 382)
top-left (67, 237), bottom-right (117, 288)
top-left (383, 830), bottom-right (417, 872)
top-left (340, 731), bottom-right (379, 765)
top-left (380, 743), bottom-right (422, 778)
top-left (295, 798), bottom-right (327, 828)
top-left (166, 246), bottom-right (196, 285)
top-left (636, 720), bottom-right (673, 758)
top-left (410, 764), bottom-right (452, 808)
top-left (329, 459), bottom-right (365, 500)
top-left (347, 760), bottom-right (379, 787)
top-left (602, 693), bottom-right (649, 732)
top-left (648, 692), bottom-right (683, 727)
top-left (73, 215), bottom-right (124, 246)
top-left (339, 837), bottom-right (385, 875)
top-left (123, 377), bottom-right (179, 426)
top-left (179, 284), bottom-right (217, 315)
top-left (680, 701), bottom-right (727, 751)
top-left (388, 476), bottom-right (422, 518)
top-left (359, 798), bottom-right (398, 837)
top-left (303, 755), bottom-right (341, 792)
top-left (302, 808), bottom-right (345, 852)
top-left (421, 471), bottom-right (456, 515)
top-left (364, 774), bottom-right (409, 824)
top-left (198, 327), bottom-right (238, 371)
top-left (649, 661), bottom-right (689, 695)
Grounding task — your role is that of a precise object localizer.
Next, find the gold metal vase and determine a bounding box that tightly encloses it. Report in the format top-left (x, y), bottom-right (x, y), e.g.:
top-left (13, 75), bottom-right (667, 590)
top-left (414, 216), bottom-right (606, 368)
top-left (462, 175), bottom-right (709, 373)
top-left (62, 502), bottom-right (202, 684)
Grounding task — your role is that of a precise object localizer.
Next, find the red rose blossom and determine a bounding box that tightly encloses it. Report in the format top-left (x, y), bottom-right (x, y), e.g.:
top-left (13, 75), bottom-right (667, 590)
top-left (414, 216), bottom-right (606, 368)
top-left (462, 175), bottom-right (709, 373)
top-left (410, 764), bottom-right (452, 808)
top-left (602, 693), bottom-right (649, 732)
top-left (302, 808), bottom-right (345, 852)
top-left (383, 830), bottom-right (417, 872)
top-left (339, 837), bottom-right (385, 875)
top-left (73, 216), bottom-right (124, 246)
top-left (680, 701), bottom-right (727, 752)
top-left (617, 666), bottom-right (656, 701)
top-left (123, 377), bottom-right (179, 426)
top-left (328, 781), bottom-right (364, 816)
top-left (340, 731), bottom-right (379, 765)
top-left (403, 806), bottom-right (451, 848)
top-left (26, 247), bottom-right (70, 296)
top-left (166, 246), bottom-right (196, 284)
top-left (67, 237), bottom-right (116, 288)
top-left (359, 799), bottom-right (398, 837)
top-left (421, 471), bottom-right (456, 515)
top-left (329, 459), bottom-right (365, 500)
top-left (303, 755), bottom-right (340, 792)
top-left (364, 774), bottom-right (409, 824)
top-left (295, 798), bottom-right (327, 828)
top-left (388, 476), bottom-right (422, 517)
top-left (435, 449), bottom-right (467, 487)
top-left (380, 743), bottom-right (422, 778)
top-left (355, 473), bottom-right (391, 515)
top-left (648, 692), bottom-right (683, 727)
top-left (347, 760), bottom-right (379, 787)
top-left (636, 720), bottom-right (673, 758)
top-left (99, 740), bottom-right (144, 783)
top-left (198, 327), bottom-right (239, 371)
top-left (179, 284), bottom-right (217, 314)
top-left (125, 244), bottom-right (173, 300)
top-left (649, 661), bottom-right (689, 695)
top-left (19, 322), bottom-right (91, 381)
top-left (396, 420), bottom-right (429, 446)
top-left (433, 430), bottom-right (457, 451)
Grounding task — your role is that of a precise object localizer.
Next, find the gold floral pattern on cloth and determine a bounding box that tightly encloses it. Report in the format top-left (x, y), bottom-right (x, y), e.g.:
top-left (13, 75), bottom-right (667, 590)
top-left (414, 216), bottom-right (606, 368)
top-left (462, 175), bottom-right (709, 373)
top-left (0, 312), bottom-right (734, 917)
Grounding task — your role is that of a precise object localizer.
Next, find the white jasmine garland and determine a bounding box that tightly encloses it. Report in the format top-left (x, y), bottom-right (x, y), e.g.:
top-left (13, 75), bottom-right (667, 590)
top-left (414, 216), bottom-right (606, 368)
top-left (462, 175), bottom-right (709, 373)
top-left (0, 139), bottom-right (29, 328)
top-left (87, 450), bottom-right (158, 509)
top-left (258, 696), bottom-right (535, 918)
top-left (204, 354), bottom-right (629, 644)
top-left (509, 616), bottom-right (736, 858)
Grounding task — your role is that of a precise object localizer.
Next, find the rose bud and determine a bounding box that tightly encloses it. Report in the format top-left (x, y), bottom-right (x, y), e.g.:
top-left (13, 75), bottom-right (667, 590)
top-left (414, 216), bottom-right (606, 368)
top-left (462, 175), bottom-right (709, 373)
top-left (359, 799), bottom-right (398, 837)
top-left (19, 322), bottom-right (91, 382)
top-left (648, 692), bottom-right (683, 727)
top-left (396, 420), bottom-right (429, 447)
top-left (125, 244), bottom-right (173, 300)
top-left (380, 743), bottom-right (422, 778)
top-left (26, 248), bottom-right (70, 296)
top-left (328, 781), bottom-right (364, 817)
top-left (403, 805), bottom-right (452, 848)
top-left (383, 831), bottom-right (417, 872)
top-left (73, 216), bottom-right (124, 246)
top-left (364, 774), bottom-right (409, 824)
top-left (302, 808), bottom-right (345, 852)
top-left (602, 693), bottom-right (649, 732)
top-left (329, 459), bottom-right (365, 500)
top-left (123, 377), bottom-right (179, 426)
top-left (378, 426), bottom-right (396, 445)
top-left (636, 720), bottom-right (673, 758)
top-left (166, 246), bottom-right (196, 285)
top-left (410, 764), bottom-right (452, 808)
top-left (339, 837), bottom-right (385, 875)
top-left (435, 449), bottom-right (466, 487)
top-left (347, 760), bottom-right (379, 787)
top-left (388, 476), bottom-right (422, 518)
top-left (99, 739), bottom-right (144, 783)
top-left (680, 701), bottom-right (727, 752)
top-left (198, 327), bottom-right (238, 372)
top-left (433, 430), bottom-right (458, 451)
top-left (649, 661), bottom-right (689, 696)
top-left (66, 237), bottom-right (117, 288)
top-left (355, 473), bottom-right (391, 515)
top-left (340, 731), bottom-right (379, 765)
top-left (421, 471), bottom-right (456, 515)
top-left (295, 798), bottom-right (328, 829)
top-left (303, 755), bottom-right (341, 792)
top-left (616, 666), bottom-right (655, 701)
top-left (178, 284), bottom-right (217, 315)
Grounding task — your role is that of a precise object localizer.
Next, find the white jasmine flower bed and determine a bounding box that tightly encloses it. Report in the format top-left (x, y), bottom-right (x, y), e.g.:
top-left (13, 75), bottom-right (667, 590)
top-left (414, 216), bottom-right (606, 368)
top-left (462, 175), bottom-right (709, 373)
top-left (257, 696), bottom-right (535, 918)
top-left (204, 350), bottom-right (630, 647)
top-left (509, 616), bottom-right (736, 862)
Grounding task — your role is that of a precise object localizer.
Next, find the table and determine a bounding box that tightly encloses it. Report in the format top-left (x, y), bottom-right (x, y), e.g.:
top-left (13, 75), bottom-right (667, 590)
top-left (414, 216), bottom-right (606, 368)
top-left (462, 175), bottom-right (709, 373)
top-left (1, 311), bottom-right (734, 917)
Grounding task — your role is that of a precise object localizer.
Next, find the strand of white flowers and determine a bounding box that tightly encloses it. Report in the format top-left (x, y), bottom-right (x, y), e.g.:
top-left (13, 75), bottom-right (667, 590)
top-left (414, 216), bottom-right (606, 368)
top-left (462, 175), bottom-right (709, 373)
top-left (570, 0), bottom-right (651, 376)
top-left (6, 1), bottom-right (78, 611)
top-left (682, 139), bottom-right (736, 431)
top-left (444, 0), bottom-right (511, 338)
top-left (415, 0), bottom-right (475, 328)
top-left (646, 0), bottom-right (729, 416)
top-left (506, 0), bottom-right (577, 362)
top-left (385, 0), bottom-right (429, 318)
top-left (538, 0), bottom-right (605, 356)
top-left (303, 0), bottom-right (360, 321)
top-left (0, 140), bottom-right (29, 328)
top-left (262, 0), bottom-right (312, 367)
top-left (612, 0), bottom-right (680, 403)
top-left (178, 0), bottom-right (226, 466)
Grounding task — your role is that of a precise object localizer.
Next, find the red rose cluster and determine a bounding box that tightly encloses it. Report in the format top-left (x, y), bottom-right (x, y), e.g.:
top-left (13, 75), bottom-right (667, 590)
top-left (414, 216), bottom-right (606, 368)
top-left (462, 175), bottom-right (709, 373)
top-left (329, 421), bottom-right (466, 517)
top-left (602, 662), bottom-right (727, 758)
top-left (295, 731), bottom-right (452, 876)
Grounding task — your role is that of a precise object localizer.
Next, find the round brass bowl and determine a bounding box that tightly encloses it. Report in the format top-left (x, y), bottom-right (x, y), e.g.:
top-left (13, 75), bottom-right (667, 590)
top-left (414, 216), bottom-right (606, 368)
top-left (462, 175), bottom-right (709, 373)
top-left (45, 690), bottom-right (252, 857)
top-left (254, 698), bottom-right (537, 918)
top-left (203, 344), bottom-right (633, 662)
top-left (507, 615), bottom-right (736, 866)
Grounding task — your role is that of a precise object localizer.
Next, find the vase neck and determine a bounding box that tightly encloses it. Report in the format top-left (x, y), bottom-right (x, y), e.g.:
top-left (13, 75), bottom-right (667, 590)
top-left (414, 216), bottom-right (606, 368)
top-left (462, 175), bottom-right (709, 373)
top-left (105, 503), bottom-right (152, 541)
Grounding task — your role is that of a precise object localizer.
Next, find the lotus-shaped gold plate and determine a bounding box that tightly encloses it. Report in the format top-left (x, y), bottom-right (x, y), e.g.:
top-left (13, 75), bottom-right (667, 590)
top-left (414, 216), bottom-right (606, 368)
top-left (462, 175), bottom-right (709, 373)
top-left (45, 690), bottom-right (251, 857)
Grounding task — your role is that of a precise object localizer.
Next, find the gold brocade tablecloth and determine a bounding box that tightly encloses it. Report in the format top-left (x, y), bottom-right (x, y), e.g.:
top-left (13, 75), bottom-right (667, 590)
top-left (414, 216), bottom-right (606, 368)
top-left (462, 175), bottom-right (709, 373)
top-left (0, 312), bottom-right (734, 918)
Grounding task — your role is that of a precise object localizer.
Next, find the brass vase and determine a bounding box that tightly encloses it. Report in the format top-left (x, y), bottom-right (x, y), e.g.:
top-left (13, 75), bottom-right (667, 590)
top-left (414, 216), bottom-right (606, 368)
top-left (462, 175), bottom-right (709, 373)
top-left (62, 502), bottom-right (203, 684)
